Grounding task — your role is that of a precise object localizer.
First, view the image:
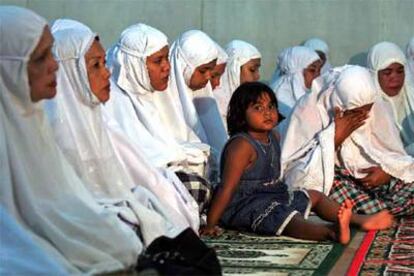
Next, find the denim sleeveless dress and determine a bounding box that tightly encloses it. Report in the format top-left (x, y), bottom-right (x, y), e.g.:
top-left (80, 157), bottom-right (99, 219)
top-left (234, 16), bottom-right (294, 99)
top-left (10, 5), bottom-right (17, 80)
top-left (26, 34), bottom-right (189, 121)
top-left (218, 132), bottom-right (311, 235)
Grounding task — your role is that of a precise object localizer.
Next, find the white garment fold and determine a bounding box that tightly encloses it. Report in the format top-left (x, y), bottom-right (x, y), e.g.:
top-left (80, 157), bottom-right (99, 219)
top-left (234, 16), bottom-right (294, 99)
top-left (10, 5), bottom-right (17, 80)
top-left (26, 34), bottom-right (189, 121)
top-left (45, 19), bottom-right (197, 240)
top-left (367, 41), bottom-right (414, 156)
top-left (0, 206), bottom-right (67, 275)
top-left (281, 65), bottom-right (414, 195)
top-left (0, 7), bottom-right (141, 273)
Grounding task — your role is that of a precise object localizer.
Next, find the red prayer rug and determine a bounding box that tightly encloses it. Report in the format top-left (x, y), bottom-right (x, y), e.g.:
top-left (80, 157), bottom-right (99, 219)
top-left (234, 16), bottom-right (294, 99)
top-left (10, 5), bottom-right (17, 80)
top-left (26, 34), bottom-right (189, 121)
top-left (347, 217), bottom-right (414, 275)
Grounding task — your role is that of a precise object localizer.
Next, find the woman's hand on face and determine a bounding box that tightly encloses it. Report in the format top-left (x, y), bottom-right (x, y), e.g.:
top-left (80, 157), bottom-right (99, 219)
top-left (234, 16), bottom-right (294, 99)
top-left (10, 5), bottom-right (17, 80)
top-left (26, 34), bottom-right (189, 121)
top-left (334, 106), bottom-right (369, 149)
top-left (357, 166), bottom-right (392, 189)
top-left (199, 225), bottom-right (223, 237)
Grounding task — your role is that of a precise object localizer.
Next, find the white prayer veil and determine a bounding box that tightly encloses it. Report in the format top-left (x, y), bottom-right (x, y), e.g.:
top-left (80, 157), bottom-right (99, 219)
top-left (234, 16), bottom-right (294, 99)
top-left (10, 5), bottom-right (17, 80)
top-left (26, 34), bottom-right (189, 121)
top-left (270, 46), bottom-right (320, 118)
top-left (0, 6), bottom-right (141, 273)
top-left (304, 38), bottom-right (332, 74)
top-left (407, 37), bottom-right (414, 77)
top-left (46, 19), bottom-right (199, 237)
top-left (281, 65), bottom-right (414, 194)
top-left (367, 41), bottom-right (414, 156)
top-left (105, 23), bottom-right (188, 168)
top-left (214, 40), bottom-right (261, 122)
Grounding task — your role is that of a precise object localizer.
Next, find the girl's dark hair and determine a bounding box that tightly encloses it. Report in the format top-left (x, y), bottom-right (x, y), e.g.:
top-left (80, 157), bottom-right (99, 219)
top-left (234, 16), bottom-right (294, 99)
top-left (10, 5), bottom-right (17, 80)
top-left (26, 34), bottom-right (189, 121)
top-left (226, 81), bottom-right (283, 136)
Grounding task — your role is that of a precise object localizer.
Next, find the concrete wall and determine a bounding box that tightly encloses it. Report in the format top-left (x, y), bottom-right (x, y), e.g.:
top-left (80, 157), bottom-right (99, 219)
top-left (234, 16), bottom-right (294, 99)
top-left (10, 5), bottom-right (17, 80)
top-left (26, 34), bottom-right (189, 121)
top-left (1, 0), bottom-right (413, 81)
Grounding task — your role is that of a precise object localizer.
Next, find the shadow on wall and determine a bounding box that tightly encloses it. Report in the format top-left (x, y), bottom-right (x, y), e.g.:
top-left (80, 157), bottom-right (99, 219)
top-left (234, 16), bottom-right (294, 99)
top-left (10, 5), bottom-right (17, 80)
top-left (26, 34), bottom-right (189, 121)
top-left (348, 52), bottom-right (368, 66)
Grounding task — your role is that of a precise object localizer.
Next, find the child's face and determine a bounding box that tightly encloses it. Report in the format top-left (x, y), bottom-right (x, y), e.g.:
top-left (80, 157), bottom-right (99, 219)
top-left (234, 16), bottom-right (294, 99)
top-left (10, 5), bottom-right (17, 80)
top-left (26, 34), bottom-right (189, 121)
top-left (146, 45), bottom-right (170, 91)
top-left (189, 59), bottom-right (217, 90)
top-left (85, 39), bottom-right (111, 103)
top-left (378, 62), bottom-right (405, 97)
top-left (303, 59), bottom-right (322, 89)
top-left (240, 58), bottom-right (261, 84)
top-left (210, 63), bottom-right (226, 90)
top-left (245, 92), bottom-right (278, 133)
top-left (28, 26), bottom-right (59, 102)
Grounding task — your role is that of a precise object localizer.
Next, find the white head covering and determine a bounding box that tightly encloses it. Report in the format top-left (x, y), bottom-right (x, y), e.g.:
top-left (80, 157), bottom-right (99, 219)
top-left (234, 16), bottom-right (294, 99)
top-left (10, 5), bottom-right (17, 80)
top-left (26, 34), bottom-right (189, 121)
top-left (213, 40), bottom-right (261, 122)
top-left (304, 37), bottom-right (332, 74)
top-left (270, 46), bottom-right (320, 119)
top-left (406, 37), bottom-right (414, 76)
top-left (281, 65), bottom-right (414, 194)
top-left (105, 23), bottom-right (188, 168)
top-left (215, 42), bottom-right (228, 65)
top-left (45, 19), bottom-right (198, 240)
top-left (367, 41), bottom-right (414, 155)
top-left (0, 6), bottom-right (141, 273)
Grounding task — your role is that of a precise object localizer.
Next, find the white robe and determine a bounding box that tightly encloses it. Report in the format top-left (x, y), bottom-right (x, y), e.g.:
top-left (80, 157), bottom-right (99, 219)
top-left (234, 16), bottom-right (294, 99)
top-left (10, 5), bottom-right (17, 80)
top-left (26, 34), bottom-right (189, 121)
top-left (0, 7), bottom-right (141, 273)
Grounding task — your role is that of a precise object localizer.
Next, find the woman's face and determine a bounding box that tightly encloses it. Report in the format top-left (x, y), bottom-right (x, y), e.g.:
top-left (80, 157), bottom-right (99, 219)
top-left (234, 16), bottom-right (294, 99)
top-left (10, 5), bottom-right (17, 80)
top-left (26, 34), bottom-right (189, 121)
top-left (303, 59), bottom-right (322, 89)
top-left (85, 39), bottom-right (111, 103)
top-left (28, 26), bottom-right (59, 102)
top-left (210, 63), bottom-right (226, 90)
top-left (146, 45), bottom-right (170, 91)
top-left (189, 59), bottom-right (216, 90)
top-left (240, 58), bottom-right (261, 84)
top-left (378, 62), bottom-right (405, 97)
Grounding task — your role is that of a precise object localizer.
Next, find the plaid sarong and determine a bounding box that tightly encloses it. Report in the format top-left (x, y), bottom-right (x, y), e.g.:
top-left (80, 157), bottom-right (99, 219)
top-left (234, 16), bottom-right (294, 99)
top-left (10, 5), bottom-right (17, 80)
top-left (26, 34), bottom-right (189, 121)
top-left (175, 171), bottom-right (212, 215)
top-left (329, 166), bottom-right (414, 217)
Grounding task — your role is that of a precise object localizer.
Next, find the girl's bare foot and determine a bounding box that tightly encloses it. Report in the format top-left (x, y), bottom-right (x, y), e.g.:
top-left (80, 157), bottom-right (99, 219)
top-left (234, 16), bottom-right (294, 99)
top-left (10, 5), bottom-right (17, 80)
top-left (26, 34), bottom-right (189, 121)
top-left (360, 210), bottom-right (394, 231)
top-left (337, 199), bottom-right (353, 245)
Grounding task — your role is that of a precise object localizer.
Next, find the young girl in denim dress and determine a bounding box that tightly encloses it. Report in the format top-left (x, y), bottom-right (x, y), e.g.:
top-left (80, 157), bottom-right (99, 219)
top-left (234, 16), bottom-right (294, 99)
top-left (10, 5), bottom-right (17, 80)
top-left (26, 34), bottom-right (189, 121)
top-left (200, 82), bottom-right (393, 244)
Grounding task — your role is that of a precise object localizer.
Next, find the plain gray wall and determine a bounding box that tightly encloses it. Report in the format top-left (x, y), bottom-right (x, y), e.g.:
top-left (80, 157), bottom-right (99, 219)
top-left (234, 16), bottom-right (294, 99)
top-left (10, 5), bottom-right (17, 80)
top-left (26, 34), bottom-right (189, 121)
top-left (1, 0), bottom-right (413, 80)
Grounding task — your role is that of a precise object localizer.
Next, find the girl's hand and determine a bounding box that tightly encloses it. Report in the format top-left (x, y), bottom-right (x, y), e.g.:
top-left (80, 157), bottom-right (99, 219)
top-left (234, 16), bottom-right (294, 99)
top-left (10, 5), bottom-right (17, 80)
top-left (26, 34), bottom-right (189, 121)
top-left (334, 106), bottom-right (369, 149)
top-left (357, 166), bottom-right (392, 189)
top-left (199, 225), bottom-right (223, 237)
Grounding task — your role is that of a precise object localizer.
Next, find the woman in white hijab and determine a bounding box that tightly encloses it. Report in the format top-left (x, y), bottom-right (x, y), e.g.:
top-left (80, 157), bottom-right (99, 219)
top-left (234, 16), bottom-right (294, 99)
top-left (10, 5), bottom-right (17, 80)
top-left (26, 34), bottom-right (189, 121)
top-left (406, 37), bottom-right (414, 77)
top-left (281, 65), bottom-right (414, 217)
top-left (367, 41), bottom-right (414, 156)
top-left (270, 46), bottom-right (322, 120)
top-left (157, 30), bottom-right (227, 180)
top-left (213, 40), bottom-right (262, 124)
top-left (104, 24), bottom-right (214, 218)
top-left (0, 6), bottom-right (141, 273)
top-left (304, 37), bottom-right (332, 74)
top-left (45, 19), bottom-right (200, 234)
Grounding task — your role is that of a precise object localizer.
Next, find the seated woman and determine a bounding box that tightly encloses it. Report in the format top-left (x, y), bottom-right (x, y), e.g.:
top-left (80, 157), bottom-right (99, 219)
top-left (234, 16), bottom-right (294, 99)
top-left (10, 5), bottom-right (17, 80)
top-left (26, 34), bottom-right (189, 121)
top-left (213, 40), bottom-right (262, 125)
top-left (270, 46), bottom-right (322, 120)
top-left (149, 30), bottom-right (227, 184)
top-left (0, 6), bottom-right (141, 273)
top-left (281, 65), bottom-right (414, 217)
top-left (104, 24), bottom-right (214, 215)
top-left (304, 37), bottom-right (332, 74)
top-left (367, 41), bottom-right (414, 156)
top-left (407, 37), bottom-right (414, 76)
top-left (45, 19), bottom-right (200, 233)
top-left (201, 82), bottom-right (392, 244)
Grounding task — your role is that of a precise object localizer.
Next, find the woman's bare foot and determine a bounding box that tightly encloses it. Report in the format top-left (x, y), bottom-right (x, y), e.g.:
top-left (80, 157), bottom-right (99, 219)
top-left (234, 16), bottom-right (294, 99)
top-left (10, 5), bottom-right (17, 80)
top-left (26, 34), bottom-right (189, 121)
top-left (337, 199), bottom-right (353, 245)
top-left (360, 210), bottom-right (394, 231)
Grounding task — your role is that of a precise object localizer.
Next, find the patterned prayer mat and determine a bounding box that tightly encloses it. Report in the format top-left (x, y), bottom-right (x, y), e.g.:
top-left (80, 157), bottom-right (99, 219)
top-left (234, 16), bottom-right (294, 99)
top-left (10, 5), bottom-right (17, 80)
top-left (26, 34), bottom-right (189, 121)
top-left (347, 217), bottom-right (414, 275)
top-left (202, 230), bottom-right (347, 275)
